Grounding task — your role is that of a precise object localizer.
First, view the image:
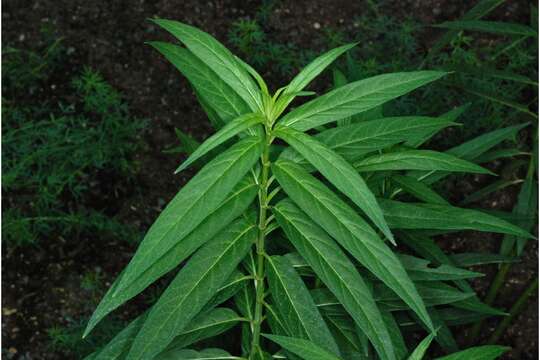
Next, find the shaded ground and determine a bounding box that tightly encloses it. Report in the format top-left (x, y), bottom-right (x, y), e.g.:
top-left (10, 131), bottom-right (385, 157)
top-left (1, 0), bottom-right (537, 359)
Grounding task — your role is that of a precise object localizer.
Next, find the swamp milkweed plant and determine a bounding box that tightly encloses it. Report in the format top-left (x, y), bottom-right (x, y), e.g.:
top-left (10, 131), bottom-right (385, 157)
top-left (84, 19), bottom-right (533, 360)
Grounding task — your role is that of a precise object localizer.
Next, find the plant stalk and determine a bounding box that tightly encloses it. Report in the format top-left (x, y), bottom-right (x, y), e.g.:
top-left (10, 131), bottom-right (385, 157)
top-left (488, 276), bottom-right (538, 344)
top-left (250, 129), bottom-right (272, 357)
top-left (469, 262), bottom-right (511, 342)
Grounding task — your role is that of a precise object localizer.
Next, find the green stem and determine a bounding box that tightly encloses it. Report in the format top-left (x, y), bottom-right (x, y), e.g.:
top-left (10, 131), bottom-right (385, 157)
top-left (250, 130), bottom-right (272, 357)
top-left (469, 262), bottom-right (511, 342)
top-left (488, 276), bottom-right (538, 345)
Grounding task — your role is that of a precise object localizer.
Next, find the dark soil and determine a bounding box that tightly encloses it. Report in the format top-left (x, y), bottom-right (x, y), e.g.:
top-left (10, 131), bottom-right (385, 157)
top-left (2, 1), bottom-right (537, 359)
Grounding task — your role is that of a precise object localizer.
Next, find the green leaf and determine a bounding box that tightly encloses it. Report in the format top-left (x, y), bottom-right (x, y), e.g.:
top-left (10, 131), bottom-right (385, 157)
top-left (90, 313), bottom-right (148, 360)
top-left (114, 136), bottom-right (262, 296)
top-left (474, 148), bottom-right (528, 164)
top-left (500, 160), bottom-right (538, 256)
top-left (274, 127), bottom-right (394, 243)
top-left (163, 128), bottom-right (201, 155)
top-left (380, 310), bottom-right (409, 360)
top-left (273, 43), bottom-right (356, 117)
top-left (273, 199), bottom-right (396, 360)
top-left (155, 348), bottom-right (241, 360)
top-left (398, 254), bottom-right (483, 281)
top-left (355, 150), bottom-right (493, 174)
top-left (449, 253), bottom-right (518, 267)
top-left (390, 175), bottom-right (449, 205)
top-left (148, 41), bottom-right (250, 123)
top-left (375, 282), bottom-right (475, 311)
top-left (435, 346), bottom-right (510, 360)
top-left (278, 71), bottom-right (447, 131)
top-left (279, 116), bottom-right (455, 165)
top-left (407, 332), bottom-right (436, 360)
top-left (151, 19), bottom-right (262, 111)
top-left (162, 308), bottom-right (243, 353)
top-left (462, 87), bottom-right (537, 118)
top-left (434, 20), bottom-right (537, 37)
top-left (84, 175), bottom-right (258, 337)
top-left (125, 218), bottom-right (257, 360)
top-left (324, 315), bottom-right (367, 360)
top-left (176, 113), bottom-right (264, 173)
top-left (272, 160), bottom-right (434, 333)
top-left (404, 105), bottom-right (468, 148)
top-left (262, 334), bottom-right (341, 360)
top-left (460, 179), bottom-right (523, 205)
top-left (287, 43), bottom-right (356, 95)
top-left (413, 123), bottom-right (530, 185)
top-left (379, 199), bottom-right (533, 238)
top-left (426, 0), bottom-right (506, 58)
top-left (266, 255), bottom-right (340, 355)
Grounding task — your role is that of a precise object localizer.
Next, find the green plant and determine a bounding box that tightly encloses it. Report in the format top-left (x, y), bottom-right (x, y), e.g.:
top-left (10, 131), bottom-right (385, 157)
top-left (84, 20), bottom-right (533, 360)
top-left (2, 36), bottom-right (144, 247)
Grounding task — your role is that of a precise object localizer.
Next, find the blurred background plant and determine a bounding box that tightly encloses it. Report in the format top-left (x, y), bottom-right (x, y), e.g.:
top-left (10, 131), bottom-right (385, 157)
top-left (2, 30), bottom-right (145, 248)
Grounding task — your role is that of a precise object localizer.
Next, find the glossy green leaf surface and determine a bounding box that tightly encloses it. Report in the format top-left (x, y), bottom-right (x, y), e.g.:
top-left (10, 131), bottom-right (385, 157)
top-left (262, 334), bottom-right (341, 360)
top-left (266, 255), bottom-right (339, 355)
top-left (114, 136), bottom-right (261, 296)
top-left (380, 199), bottom-right (533, 238)
top-left (274, 126), bottom-right (394, 242)
top-left (151, 19), bottom-right (262, 111)
top-left (273, 199), bottom-right (396, 360)
top-left (126, 218), bottom-right (256, 360)
top-left (355, 150), bottom-right (493, 174)
top-left (84, 176), bottom-right (257, 336)
top-left (390, 175), bottom-right (449, 205)
top-left (278, 71), bottom-right (447, 131)
top-left (176, 113), bottom-right (264, 173)
top-left (279, 116), bottom-right (454, 165)
top-left (272, 160), bottom-right (433, 333)
top-left (149, 41), bottom-right (250, 123)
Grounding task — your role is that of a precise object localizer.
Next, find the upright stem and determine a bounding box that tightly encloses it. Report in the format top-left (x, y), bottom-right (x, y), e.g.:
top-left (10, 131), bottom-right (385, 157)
top-left (250, 129), bottom-right (272, 357)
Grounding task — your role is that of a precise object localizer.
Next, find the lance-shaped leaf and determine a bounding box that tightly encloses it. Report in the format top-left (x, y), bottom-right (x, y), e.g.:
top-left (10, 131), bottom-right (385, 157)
top-left (354, 150), bottom-right (493, 174)
top-left (449, 253), bottom-right (517, 267)
top-left (397, 254), bottom-right (482, 281)
top-left (273, 199), bottom-right (396, 360)
top-left (148, 42), bottom-right (250, 123)
top-left (375, 282), bottom-right (475, 311)
top-left (408, 332), bottom-right (436, 360)
top-left (379, 199), bottom-right (533, 238)
top-left (272, 160), bottom-right (434, 332)
top-left (274, 43), bottom-right (356, 115)
top-left (324, 314), bottom-right (367, 360)
top-left (390, 175), bottom-right (449, 205)
top-left (434, 346), bottom-right (510, 360)
top-left (500, 160), bottom-right (537, 256)
top-left (262, 334), bottom-right (341, 360)
top-left (278, 71), bottom-right (446, 131)
top-left (156, 348), bottom-right (239, 360)
top-left (399, 231), bottom-right (507, 317)
top-left (413, 123), bottom-right (530, 185)
top-left (84, 176), bottom-right (257, 336)
top-left (176, 113), bottom-right (264, 173)
top-left (114, 136), bottom-right (262, 296)
top-left (163, 308), bottom-right (243, 352)
top-left (275, 127), bottom-right (394, 243)
top-left (434, 20), bottom-right (537, 37)
top-left (404, 105), bottom-right (468, 148)
top-left (266, 255), bottom-right (340, 355)
top-left (151, 19), bottom-right (262, 111)
top-left (286, 43), bottom-right (356, 95)
top-left (125, 218), bottom-right (257, 360)
top-left (87, 313), bottom-right (148, 360)
top-left (380, 310), bottom-right (409, 360)
top-left (280, 116), bottom-right (454, 165)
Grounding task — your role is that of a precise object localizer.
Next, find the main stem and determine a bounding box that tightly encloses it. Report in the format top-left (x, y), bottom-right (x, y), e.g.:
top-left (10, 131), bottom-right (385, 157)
top-left (250, 129), bottom-right (272, 357)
